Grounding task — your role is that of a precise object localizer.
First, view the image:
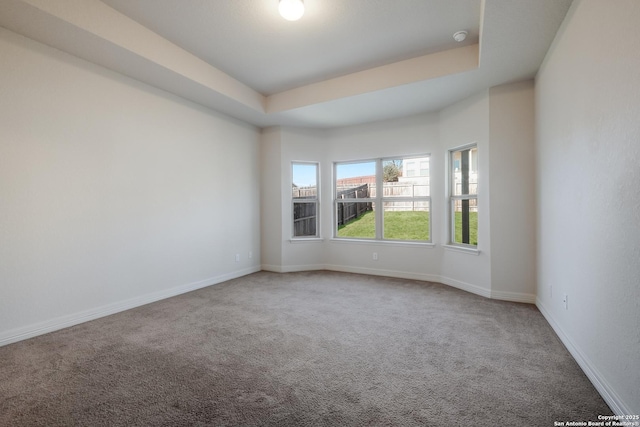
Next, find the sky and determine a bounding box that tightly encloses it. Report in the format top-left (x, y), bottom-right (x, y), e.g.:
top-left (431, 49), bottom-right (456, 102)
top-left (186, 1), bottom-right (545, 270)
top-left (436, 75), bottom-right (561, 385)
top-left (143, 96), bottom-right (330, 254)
top-left (293, 161), bottom-right (376, 187)
top-left (337, 161), bottom-right (376, 180)
top-left (292, 163), bottom-right (318, 187)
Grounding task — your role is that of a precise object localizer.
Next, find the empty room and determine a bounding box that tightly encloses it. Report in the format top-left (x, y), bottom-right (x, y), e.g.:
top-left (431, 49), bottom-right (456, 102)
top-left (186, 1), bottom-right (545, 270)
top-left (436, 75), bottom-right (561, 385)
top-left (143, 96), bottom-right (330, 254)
top-left (1, 0), bottom-right (638, 425)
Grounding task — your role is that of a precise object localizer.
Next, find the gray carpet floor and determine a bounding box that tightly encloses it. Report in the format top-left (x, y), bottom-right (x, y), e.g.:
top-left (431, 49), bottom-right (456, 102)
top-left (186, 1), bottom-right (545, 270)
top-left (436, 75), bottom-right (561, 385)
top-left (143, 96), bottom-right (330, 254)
top-left (0, 271), bottom-right (611, 426)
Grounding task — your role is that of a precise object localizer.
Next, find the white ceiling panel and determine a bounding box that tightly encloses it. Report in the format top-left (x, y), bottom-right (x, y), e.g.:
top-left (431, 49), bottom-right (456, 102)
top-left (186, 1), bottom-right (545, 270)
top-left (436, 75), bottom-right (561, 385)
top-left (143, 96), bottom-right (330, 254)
top-left (0, 0), bottom-right (574, 128)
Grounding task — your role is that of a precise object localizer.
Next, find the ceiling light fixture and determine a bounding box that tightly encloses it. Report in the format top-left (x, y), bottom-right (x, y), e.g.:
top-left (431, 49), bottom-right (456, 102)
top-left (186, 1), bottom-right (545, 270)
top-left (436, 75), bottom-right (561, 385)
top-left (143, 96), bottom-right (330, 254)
top-left (453, 30), bottom-right (468, 42)
top-left (279, 0), bottom-right (304, 21)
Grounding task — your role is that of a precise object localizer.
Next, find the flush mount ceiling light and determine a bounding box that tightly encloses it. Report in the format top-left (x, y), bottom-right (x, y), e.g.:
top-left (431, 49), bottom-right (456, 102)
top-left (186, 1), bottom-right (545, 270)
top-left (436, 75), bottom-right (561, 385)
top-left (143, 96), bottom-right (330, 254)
top-left (279, 0), bottom-right (304, 21)
top-left (453, 30), bottom-right (468, 42)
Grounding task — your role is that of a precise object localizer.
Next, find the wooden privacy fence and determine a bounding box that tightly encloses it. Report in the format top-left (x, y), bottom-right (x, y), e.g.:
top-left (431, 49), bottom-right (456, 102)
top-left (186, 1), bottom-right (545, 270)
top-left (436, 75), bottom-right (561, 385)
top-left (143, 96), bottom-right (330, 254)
top-left (376, 181), bottom-right (430, 212)
top-left (293, 200), bottom-right (317, 236)
top-left (336, 184), bottom-right (371, 226)
top-left (295, 182), bottom-right (433, 232)
top-left (292, 187), bottom-right (317, 198)
top-left (293, 185), bottom-right (318, 236)
top-left (378, 180), bottom-right (429, 197)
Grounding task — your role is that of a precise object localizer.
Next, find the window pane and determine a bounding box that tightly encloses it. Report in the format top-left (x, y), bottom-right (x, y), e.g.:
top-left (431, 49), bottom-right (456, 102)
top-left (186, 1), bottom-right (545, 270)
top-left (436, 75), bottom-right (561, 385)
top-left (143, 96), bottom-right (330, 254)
top-left (383, 201), bottom-right (429, 241)
top-left (335, 156), bottom-right (430, 242)
top-left (292, 163), bottom-right (317, 199)
top-left (337, 202), bottom-right (375, 238)
top-left (383, 157), bottom-right (429, 197)
top-left (292, 162), bottom-right (318, 238)
top-left (419, 161), bottom-right (428, 176)
top-left (292, 186), bottom-right (317, 199)
top-left (382, 159), bottom-right (402, 183)
top-left (293, 202), bottom-right (317, 237)
top-left (471, 147), bottom-right (478, 173)
top-left (452, 198), bottom-right (478, 246)
top-left (382, 181), bottom-right (430, 197)
top-left (452, 149), bottom-right (477, 196)
top-left (336, 161), bottom-right (376, 195)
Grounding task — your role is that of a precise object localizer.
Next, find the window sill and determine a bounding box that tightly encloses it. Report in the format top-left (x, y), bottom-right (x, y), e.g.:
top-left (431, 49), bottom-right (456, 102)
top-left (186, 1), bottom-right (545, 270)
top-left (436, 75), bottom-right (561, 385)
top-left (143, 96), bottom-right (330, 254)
top-left (443, 244), bottom-right (480, 255)
top-left (330, 238), bottom-right (435, 248)
top-left (289, 237), bottom-right (325, 244)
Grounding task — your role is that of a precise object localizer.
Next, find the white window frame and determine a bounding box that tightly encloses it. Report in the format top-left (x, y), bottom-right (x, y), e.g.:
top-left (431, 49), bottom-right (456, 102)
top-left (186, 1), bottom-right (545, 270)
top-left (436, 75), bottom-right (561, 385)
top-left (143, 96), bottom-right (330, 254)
top-left (291, 161), bottom-right (320, 239)
top-left (333, 155), bottom-right (431, 243)
top-left (448, 143), bottom-right (478, 248)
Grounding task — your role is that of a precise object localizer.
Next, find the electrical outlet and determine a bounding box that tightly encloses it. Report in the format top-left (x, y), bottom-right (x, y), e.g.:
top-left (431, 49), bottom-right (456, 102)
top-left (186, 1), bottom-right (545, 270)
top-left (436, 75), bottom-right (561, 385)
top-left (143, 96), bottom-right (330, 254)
top-left (372, 252), bottom-right (378, 261)
top-left (235, 254), bottom-right (240, 262)
top-left (249, 251), bottom-right (253, 259)
top-left (562, 293), bottom-right (568, 310)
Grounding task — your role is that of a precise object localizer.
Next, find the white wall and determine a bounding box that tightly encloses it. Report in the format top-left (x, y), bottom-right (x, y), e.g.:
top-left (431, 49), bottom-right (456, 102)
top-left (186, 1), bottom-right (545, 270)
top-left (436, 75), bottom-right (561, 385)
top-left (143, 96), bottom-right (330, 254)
top-left (535, 0), bottom-right (640, 414)
top-left (0, 28), bottom-right (261, 345)
top-left (323, 113), bottom-right (442, 280)
top-left (489, 81), bottom-right (536, 300)
top-left (259, 127), bottom-right (284, 269)
top-left (438, 91), bottom-right (492, 295)
top-left (280, 127), bottom-right (329, 269)
top-left (260, 126), bottom-right (329, 271)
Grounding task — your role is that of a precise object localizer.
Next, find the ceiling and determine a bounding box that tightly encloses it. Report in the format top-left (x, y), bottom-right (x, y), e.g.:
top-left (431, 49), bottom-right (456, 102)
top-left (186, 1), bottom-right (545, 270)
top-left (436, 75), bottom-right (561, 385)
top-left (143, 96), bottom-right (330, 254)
top-left (0, 0), bottom-right (573, 128)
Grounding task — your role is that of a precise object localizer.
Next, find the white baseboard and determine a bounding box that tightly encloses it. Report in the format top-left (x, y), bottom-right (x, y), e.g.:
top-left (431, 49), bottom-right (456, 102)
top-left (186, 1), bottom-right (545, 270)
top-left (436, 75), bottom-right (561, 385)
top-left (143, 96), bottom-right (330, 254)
top-left (269, 263), bottom-right (509, 302)
top-left (491, 289), bottom-right (536, 304)
top-left (324, 263), bottom-right (441, 283)
top-left (536, 299), bottom-right (632, 416)
top-left (261, 264), bottom-right (285, 273)
top-left (0, 266), bottom-right (260, 348)
top-left (279, 264), bottom-right (328, 273)
top-left (438, 275), bottom-right (492, 299)
top-left (261, 264), bottom-right (327, 273)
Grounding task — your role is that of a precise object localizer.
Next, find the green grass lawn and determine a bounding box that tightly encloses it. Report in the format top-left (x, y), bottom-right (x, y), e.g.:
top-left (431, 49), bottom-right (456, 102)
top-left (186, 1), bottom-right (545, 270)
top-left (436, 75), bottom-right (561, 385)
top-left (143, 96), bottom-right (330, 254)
top-left (454, 211), bottom-right (478, 245)
top-left (337, 210), bottom-right (430, 241)
top-left (337, 210), bottom-right (477, 245)
top-left (337, 210), bottom-right (376, 238)
top-left (384, 211), bottom-right (430, 240)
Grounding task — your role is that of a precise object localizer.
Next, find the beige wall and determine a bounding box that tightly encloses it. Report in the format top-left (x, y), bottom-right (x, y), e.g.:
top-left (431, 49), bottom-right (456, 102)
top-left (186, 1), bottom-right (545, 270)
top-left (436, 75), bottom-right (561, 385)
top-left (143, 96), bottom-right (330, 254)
top-left (0, 28), bottom-right (261, 345)
top-left (535, 0), bottom-right (640, 414)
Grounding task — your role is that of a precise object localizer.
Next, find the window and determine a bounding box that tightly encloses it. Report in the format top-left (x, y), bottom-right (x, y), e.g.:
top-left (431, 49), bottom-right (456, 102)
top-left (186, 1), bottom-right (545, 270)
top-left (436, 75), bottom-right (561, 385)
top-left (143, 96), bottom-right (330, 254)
top-left (335, 160), bottom-right (376, 239)
top-left (335, 155), bottom-right (430, 242)
top-left (419, 161), bottom-right (429, 176)
top-left (449, 145), bottom-right (478, 246)
top-left (292, 162), bottom-right (319, 238)
top-left (405, 161), bottom-right (416, 177)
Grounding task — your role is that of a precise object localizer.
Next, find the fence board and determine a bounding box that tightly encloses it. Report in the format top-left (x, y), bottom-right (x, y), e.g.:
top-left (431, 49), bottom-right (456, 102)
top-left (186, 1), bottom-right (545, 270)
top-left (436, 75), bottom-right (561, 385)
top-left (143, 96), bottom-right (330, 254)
top-left (336, 184), bottom-right (372, 226)
top-left (293, 202), bottom-right (317, 236)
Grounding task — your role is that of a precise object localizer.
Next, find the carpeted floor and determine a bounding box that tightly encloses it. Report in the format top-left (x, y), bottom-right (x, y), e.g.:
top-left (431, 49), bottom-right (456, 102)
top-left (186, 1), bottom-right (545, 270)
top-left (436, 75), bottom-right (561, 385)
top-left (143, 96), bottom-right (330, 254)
top-left (0, 271), bottom-right (611, 426)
